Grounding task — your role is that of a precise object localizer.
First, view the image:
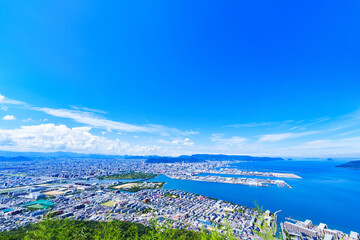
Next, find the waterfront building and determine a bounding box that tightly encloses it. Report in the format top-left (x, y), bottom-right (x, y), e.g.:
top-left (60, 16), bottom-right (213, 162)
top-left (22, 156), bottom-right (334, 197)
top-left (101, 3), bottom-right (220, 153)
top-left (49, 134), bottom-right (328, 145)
top-left (283, 221), bottom-right (318, 238)
top-left (324, 228), bottom-right (340, 240)
top-left (324, 234), bottom-right (333, 240)
top-left (303, 220), bottom-right (313, 229)
top-left (350, 231), bottom-right (360, 240)
top-left (318, 223), bottom-right (328, 235)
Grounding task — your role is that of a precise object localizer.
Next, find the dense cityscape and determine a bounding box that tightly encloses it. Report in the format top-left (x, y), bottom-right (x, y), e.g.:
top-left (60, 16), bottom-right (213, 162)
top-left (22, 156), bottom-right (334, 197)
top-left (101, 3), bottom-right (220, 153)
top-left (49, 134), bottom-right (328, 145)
top-left (0, 157), bottom-right (359, 240)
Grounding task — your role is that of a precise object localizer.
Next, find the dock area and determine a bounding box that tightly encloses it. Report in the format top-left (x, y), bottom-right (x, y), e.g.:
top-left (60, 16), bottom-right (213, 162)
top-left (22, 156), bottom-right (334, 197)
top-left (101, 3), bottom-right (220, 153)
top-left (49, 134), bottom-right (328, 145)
top-left (202, 169), bottom-right (301, 179)
top-left (167, 175), bottom-right (292, 188)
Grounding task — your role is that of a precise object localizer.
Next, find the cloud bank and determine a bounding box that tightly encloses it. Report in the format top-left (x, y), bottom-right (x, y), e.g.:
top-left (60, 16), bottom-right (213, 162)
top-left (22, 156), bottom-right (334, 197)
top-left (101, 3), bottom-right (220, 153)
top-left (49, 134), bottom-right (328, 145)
top-left (2, 92), bottom-right (360, 157)
top-left (2, 115), bottom-right (16, 120)
top-left (0, 124), bottom-right (162, 155)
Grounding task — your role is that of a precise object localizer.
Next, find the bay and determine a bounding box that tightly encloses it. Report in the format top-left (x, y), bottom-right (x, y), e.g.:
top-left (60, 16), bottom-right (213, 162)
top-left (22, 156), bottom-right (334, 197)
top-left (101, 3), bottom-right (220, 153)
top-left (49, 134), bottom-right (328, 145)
top-left (149, 160), bottom-right (360, 233)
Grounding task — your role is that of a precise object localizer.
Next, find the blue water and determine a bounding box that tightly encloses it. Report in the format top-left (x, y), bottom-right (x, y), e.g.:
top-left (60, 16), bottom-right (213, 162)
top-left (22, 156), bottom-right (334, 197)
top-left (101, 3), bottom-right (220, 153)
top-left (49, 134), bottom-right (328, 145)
top-left (149, 160), bottom-right (360, 233)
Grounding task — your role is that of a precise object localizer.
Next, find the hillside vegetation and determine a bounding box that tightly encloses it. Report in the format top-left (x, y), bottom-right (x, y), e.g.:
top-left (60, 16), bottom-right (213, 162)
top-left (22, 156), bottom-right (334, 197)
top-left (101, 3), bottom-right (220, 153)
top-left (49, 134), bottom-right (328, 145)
top-left (0, 219), bottom-right (238, 240)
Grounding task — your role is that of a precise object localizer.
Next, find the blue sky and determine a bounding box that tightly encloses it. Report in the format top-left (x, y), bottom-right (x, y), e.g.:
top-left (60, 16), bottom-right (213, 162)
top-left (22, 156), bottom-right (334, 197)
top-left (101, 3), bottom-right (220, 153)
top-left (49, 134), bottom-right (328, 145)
top-left (1, 1), bottom-right (360, 157)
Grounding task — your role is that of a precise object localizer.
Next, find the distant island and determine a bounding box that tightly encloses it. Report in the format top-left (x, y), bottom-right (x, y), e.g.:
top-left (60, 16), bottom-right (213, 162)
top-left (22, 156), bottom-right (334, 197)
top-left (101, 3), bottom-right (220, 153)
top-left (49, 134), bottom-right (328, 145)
top-left (0, 151), bottom-right (284, 162)
top-left (336, 160), bottom-right (360, 169)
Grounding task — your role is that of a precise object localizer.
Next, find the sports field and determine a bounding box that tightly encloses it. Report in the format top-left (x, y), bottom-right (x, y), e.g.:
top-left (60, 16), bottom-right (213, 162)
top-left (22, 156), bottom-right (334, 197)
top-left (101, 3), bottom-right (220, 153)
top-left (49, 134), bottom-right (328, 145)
top-left (113, 183), bottom-right (139, 189)
top-left (44, 190), bottom-right (65, 196)
top-left (101, 200), bottom-right (115, 207)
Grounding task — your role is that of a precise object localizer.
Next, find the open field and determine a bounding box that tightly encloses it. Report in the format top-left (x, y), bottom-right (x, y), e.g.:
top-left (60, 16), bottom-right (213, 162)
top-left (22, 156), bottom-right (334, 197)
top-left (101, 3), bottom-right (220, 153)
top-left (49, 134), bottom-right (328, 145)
top-left (110, 182), bottom-right (165, 192)
top-left (44, 190), bottom-right (65, 196)
top-left (164, 192), bottom-right (179, 199)
top-left (101, 200), bottom-right (116, 207)
top-left (113, 183), bottom-right (139, 189)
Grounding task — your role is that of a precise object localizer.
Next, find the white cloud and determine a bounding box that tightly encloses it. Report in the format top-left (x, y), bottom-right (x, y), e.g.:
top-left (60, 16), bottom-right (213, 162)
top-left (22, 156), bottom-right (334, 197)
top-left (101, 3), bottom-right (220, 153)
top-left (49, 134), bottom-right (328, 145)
top-left (0, 93), bottom-right (194, 137)
top-left (2, 115), bottom-right (16, 120)
top-left (224, 120), bottom-right (295, 128)
top-left (339, 129), bottom-right (360, 136)
top-left (0, 94), bottom-right (26, 112)
top-left (159, 137), bottom-right (194, 146)
top-left (0, 124), bottom-right (163, 155)
top-left (309, 117), bottom-right (331, 124)
top-left (70, 105), bottom-right (107, 114)
top-left (3, 92), bottom-right (360, 157)
top-left (225, 118), bottom-right (331, 131)
top-left (22, 118), bottom-right (34, 122)
top-left (0, 94), bottom-right (26, 105)
top-left (184, 130), bottom-right (199, 135)
top-left (258, 131), bottom-right (318, 142)
top-left (33, 107), bottom-right (190, 136)
top-left (210, 134), bottom-right (247, 146)
top-left (277, 136), bottom-right (360, 156)
top-left (33, 107), bottom-right (147, 132)
top-left (225, 122), bottom-right (278, 128)
top-left (296, 136), bottom-right (360, 150)
top-left (183, 138), bottom-right (193, 145)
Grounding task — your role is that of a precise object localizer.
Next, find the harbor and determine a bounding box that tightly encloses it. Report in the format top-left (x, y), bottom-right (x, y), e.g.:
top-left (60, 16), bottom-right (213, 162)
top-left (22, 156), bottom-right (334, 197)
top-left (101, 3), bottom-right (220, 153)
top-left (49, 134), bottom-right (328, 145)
top-left (202, 169), bottom-right (301, 179)
top-left (167, 174), bottom-right (292, 188)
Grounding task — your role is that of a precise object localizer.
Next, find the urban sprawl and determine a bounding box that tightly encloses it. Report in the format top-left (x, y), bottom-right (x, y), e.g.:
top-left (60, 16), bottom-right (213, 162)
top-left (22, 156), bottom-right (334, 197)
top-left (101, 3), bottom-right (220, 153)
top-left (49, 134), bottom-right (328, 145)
top-left (0, 158), bottom-right (358, 240)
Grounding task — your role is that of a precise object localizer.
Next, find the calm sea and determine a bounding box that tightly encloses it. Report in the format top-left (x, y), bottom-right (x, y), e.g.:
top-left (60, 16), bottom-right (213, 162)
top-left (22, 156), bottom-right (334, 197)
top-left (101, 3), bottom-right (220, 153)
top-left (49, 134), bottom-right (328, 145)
top-left (149, 160), bottom-right (360, 233)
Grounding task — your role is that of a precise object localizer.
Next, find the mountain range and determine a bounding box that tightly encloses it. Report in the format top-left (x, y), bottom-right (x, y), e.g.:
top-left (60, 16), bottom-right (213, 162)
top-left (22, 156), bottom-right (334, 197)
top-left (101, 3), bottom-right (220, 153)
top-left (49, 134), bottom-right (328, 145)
top-left (0, 151), bottom-right (284, 162)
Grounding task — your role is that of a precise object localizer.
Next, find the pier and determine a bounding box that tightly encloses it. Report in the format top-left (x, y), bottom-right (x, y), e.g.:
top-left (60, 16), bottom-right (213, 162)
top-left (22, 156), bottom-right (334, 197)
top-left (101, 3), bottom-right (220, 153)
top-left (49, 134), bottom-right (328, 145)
top-left (167, 175), bottom-right (292, 188)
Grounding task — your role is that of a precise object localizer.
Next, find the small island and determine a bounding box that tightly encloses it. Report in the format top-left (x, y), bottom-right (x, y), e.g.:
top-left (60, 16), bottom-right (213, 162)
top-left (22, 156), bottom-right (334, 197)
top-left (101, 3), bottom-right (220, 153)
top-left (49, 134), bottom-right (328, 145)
top-left (97, 172), bottom-right (157, 180)
top-left (336, 160), bottom-right (360, 169)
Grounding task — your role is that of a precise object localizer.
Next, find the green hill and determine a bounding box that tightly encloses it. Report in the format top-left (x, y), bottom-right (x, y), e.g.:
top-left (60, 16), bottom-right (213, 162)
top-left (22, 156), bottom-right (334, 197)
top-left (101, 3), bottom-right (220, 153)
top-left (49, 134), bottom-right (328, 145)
top-left (0, 219), bottom-right (236, 240)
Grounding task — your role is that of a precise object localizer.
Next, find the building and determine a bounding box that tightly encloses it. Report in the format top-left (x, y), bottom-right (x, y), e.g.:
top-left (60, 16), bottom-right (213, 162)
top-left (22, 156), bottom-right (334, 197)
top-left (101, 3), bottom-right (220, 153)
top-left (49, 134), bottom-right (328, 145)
top-left (317, 223), bottom-right (328, 235)
top-left (25, 192), bottom-right (46, 200)
top-left (324, 234), bottom-right (333, 240)
top-left (350, 231), bottom-right (360, 240)
top-left (284, 221), bottom-right (318, 238)
top-left (324, 228), bottom-right (339, 240)
top-left (303, 220), bottom-right (313, 229)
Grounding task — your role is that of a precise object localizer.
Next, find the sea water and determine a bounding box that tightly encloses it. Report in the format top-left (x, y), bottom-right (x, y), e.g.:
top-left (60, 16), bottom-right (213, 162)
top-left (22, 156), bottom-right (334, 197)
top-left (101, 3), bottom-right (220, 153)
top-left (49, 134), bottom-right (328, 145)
top-left (149, 160), bottom-right (360, 233)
